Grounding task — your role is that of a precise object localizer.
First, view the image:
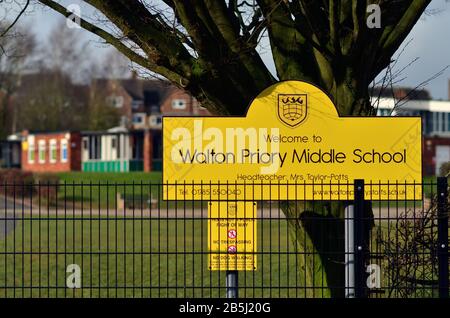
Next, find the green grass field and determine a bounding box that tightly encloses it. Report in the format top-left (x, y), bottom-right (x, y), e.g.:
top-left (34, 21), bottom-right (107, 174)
top-left (0, 215), bottom-right (441, 298)
top-left (56, 172), bottom-right (162, 183)
top-left (0, 217), bottom-right (310, 298)
top-left (52, 172), bottom-right (163, 209)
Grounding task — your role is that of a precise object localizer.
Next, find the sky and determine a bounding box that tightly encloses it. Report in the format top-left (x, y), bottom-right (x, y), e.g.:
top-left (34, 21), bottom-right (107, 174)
top-left (7, 0), bottom-right (450, 100)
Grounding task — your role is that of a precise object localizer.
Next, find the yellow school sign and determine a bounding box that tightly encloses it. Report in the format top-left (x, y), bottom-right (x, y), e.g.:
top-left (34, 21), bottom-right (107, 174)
top-left (163, 80), bottom-right (422, 201)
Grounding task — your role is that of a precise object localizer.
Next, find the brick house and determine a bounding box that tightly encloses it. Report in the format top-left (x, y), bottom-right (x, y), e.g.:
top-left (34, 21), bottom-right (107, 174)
top-left (90, 78), bottom-right (134, 127)
top-left (95, 76), bottom-right (172, 129)
top-left (95, 78), bottom-right (210, 172)
top-left (423, 136), bottom-right (450, 176)
top-left (21, 131), bottom-right (81, 172)
top-left (160, 86), bottom-right (210, 116)
top-left (98, 76), bottom-right (210, 129)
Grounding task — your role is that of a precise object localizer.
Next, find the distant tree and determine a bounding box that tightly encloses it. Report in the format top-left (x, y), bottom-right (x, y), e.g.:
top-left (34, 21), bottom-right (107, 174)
top-left (86, 78), bottom-right (121, 131)
top-left (0, 23), bottom-right (35, 138)
top-left (36, 0), bottom-right (432, 297)
top-left (15, 23), bottom-right (125, 132)
top-left (15, 70), bottom-right (85, 131)
top-left (0, 0), bottom-right (30, 39)
top-left (36, 20), bottom-right (92, 82)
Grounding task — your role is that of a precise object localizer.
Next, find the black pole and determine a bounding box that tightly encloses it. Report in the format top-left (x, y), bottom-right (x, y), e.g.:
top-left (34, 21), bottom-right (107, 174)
top-left (437, 177), bottom-right (449, 299)
top-left (344, 203), bottom-right (355, 298)
top-left (226, 271), bottom-right (238, 298)
top-left (354, 179), bottom-right (366, 298)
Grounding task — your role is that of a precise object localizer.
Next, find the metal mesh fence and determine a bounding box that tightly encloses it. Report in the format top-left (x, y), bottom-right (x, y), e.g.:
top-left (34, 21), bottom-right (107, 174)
top-left (0, 180), bottom-right (448, 298)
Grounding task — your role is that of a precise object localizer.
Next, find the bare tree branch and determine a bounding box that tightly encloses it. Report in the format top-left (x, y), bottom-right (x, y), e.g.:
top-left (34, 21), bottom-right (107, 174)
top-left (0, 0), bottom-right (30, 38)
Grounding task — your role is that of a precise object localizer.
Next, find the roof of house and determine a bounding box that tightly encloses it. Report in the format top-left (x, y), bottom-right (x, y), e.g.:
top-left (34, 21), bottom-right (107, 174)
top-left (93, 77), bottom-right (173, 103)
top-left (25, 130), bottom-right (79, 135)
top-left (375, 98), bottom-right (450, 112)
top-left (372, 86), bottom-right (432, 101)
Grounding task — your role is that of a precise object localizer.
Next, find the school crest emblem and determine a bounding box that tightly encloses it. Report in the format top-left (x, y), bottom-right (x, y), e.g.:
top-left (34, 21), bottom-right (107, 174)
top-left (277, 94), bottom-right (307, 127)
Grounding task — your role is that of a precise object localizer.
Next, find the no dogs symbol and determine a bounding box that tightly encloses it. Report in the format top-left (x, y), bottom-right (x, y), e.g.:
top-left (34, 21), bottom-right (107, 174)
top-left (227, 229), bottom-right (237, 239)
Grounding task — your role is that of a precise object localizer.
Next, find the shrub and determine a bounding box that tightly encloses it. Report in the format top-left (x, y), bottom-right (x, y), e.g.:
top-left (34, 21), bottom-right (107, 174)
top-left (33, 173), bottom-right (60, 205)
top-left (439, 162), bottom-right (450, 177)
top-left (0, 169), bottom-right (34, 197)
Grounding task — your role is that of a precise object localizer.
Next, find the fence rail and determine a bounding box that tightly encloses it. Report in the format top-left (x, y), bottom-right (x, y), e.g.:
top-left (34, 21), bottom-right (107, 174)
top-left (0, 179), bottom-right (448, 298)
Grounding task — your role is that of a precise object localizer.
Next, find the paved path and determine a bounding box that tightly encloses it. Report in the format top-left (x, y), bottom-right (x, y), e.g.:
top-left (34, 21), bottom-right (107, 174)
top-left (1, 194), bottom-right (430, 223)
top-left (0, 195), bottom-right (30, 238)
top-left (0, 205), bottom-right (425, 220)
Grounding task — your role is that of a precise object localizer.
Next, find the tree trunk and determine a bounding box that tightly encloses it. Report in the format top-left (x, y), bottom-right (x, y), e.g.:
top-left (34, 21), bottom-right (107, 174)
top-left (280, 81), bottom-right (374, 297)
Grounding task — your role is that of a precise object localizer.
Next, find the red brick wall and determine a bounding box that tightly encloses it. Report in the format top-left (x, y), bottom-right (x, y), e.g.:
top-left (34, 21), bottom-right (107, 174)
top-left (143, 130), bottom-right (152, 172)
top-left (160, 88), bottom-right (210, 116)
top-left (423, 136), bottom-right (450, 176)
top-left (160, 88), bottom-right (193, 115)
top-left (93, 79), bottom-right (133, 125)
top-left (21, 132), bottom-right (81, 173)
top-left (70, 133), bottom-right (82, 171)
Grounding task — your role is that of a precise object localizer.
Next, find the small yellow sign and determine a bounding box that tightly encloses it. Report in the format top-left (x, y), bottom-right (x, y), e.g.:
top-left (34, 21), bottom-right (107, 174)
top-left (163, 80), bottom-right (422, 200)
top-left (208, 201), bottom-right (257, 271)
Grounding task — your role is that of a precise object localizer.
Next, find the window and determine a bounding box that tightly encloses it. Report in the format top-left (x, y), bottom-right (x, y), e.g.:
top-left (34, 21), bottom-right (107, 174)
top-left (432, 112), bottom-right (447, 132)
top-left (113, 96), bottom-right (124, 108)
top-left (61, 139), bottom-right (68, 163)
top-left (38, 140), bottom-right (46, 164)
top-left (377, 108), bottom-right (391, 117)
top-left (116, 135), bottom-right (121, 159)
top-left (111, 137), bottom-right (117, 149)
top-left (425, 111), bottom-right (433, 134)
top-left (172, 99), bottom-right (187, 110)
top-left (132, 114), bottom-right (144, 124)
top-left (108, 95), bottom-right (124, 108)
top-left (447, 113), bottom-right (450, 131)
top-left (28, 141), bottom-right (35, 164)
top-left (442, 112), bottom-right (446, 132)
top-left (149, 115), bottom-right (162, 127)
top-left (49, 139), bottom-right (57, 164)
top-left (88, 136), bottom-right (101, 160)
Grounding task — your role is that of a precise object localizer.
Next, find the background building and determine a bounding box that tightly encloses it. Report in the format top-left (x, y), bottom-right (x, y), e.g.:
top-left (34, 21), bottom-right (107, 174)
top-left (375, 85), bottom-right (450, 176)
top-left (81, 128), bottom-right (160, 172)
top-left (21, 131), bottom-right (82, 172)
top-left (0, 138), bottom-right (21, 169)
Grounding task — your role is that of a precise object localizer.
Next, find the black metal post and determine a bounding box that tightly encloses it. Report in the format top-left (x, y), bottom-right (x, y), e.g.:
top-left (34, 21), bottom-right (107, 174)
top-left (437, 177), bottom-right (449, 299)
top-left (354, 179), bottom-right (366, 298)
top-left (226, 271), bottom-right (238, 298)
top-left (344, 203), bottom-right (355, 298)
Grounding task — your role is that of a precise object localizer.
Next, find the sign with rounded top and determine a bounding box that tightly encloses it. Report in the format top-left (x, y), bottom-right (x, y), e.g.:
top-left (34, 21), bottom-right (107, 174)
top-left (163, 81), bottom-right (422, 200)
